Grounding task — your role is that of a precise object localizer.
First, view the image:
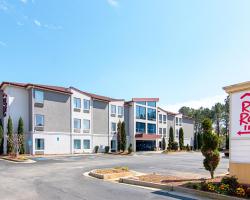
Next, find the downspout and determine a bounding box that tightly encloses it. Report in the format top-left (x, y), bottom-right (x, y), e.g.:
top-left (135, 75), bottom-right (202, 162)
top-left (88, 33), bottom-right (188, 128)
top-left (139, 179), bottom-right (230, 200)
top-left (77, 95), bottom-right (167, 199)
top-left (70, 93), bottom-right (72, 154)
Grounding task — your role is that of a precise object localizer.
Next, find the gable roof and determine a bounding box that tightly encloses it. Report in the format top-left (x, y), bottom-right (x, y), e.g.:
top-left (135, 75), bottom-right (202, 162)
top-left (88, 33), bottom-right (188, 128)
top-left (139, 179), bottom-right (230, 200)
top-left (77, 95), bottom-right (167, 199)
top-left (70, 87), bottom-right (124, 102)
top-left (0, 82), bottom-right (72, 95)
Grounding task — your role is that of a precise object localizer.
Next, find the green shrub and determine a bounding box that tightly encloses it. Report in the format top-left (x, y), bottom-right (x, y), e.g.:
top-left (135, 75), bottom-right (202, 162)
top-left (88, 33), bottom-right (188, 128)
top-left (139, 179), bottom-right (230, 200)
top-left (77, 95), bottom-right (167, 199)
top-left (7, 116), bottom-right (14, 154)
top-left (127, 143), bottom-right (133, 154)
top-left (168, 127), bottom-right (174, 150)
top-left (94, 146), bottom-right (99, 153)
top-left (104, 146), bottom-right (110, 153)
top-left (18, 117), bottom-right (25, 154)
top-left (201, 118), bottom-right (220, 179)
top-left (179, 128), bottom-right (184, 150)
top-left (172, 142), bottom-right (178, 151)
top-left (162, 137), bottom-right (166, 150)
top-left (186, 144), bottom-right (190, 151)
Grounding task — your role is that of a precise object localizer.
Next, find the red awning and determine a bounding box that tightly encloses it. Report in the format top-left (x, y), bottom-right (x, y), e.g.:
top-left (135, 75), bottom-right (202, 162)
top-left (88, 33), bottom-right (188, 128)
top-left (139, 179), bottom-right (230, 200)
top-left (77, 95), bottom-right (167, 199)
top-left (135, 134), bottom-right (161, 140)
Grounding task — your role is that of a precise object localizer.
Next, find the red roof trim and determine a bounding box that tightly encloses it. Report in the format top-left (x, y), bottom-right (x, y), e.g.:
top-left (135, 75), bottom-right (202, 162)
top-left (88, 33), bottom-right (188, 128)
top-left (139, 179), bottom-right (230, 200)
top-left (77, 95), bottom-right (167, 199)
top-left (135, 134), bottom-right (161, 140)
top-left (0, 82), bottom-right (72, 95)
top-left (70, 87), bottom-right (124, 102)
top-left (132, 98), bottom-right (159, 102)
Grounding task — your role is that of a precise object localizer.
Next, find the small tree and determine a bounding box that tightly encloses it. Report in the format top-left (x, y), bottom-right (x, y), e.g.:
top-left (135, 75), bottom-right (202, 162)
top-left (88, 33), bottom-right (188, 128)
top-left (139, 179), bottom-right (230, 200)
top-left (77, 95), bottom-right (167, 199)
top-left (18, 117), bottom-right (25, 154)
top-left (120, 122), bottom-right (126, 152)
top-left (162, 136), bottom-right (166, 150)
top-left (179, 128), bottom-right (184, 150)
top-left (7, 116), bottom-right (14, 154)
top-left (0, 120), bottom-right (3, 155)
top-left (117, 121), bottom-right (122, 151)
top-left (201, 118), bottom-right (220, 179)
top-left (128, 143), bottom-right (133, 154)
top-left (168, 127), bottom-right (174, 150)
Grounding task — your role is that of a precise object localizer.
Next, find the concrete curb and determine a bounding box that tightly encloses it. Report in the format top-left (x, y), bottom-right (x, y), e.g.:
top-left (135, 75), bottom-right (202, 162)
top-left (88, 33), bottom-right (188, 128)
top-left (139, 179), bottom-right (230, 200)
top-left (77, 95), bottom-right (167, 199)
top-left (120, 178), bottom-right (243, 200)
top-left (89, 170), bottom-right (135, 180)
top-left (1, 158), bottom-right (36, 164)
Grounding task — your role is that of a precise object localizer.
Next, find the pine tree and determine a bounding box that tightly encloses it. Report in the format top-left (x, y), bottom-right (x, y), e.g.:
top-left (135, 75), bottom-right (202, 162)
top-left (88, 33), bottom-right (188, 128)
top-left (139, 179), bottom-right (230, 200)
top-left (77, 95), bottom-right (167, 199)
top-left (120, 122), bottom-right (126, 152)
top-left (18, 117), bottom-right (25, 154)
top-left (7, 116), bottom-right (14, 154)
top-left (168, 127), bottom-right (174, 150)
top-left (117, 121), bottom-right (122, 151)
top-left (179, 128), bottom-right (184, 150)
top-left (162, 136), bottom-right (166, 150)
top-left (201, 118), bottom-right (220, 179)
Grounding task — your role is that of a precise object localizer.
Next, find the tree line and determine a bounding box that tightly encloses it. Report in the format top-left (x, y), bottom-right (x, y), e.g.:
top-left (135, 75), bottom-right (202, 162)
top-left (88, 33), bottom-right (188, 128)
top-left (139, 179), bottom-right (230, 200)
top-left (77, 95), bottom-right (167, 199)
top-left (178, 96), bottom-right (229, 150)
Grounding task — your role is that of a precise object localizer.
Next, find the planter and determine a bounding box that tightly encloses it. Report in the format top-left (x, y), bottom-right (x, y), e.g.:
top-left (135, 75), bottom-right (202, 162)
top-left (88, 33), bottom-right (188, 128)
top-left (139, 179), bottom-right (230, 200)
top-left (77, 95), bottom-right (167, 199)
top-left (120, 177), bottom-right (244, 200)
top-left (89, 169), bottom-right (134, 180)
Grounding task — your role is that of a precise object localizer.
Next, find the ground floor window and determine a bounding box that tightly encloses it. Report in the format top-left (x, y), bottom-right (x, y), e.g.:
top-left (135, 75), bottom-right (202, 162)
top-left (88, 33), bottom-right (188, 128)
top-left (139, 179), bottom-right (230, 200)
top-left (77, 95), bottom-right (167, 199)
top-left (74, 139), bottom-right (81, 149)
top-left (111, 140), bottom-right (116, 151)
top-left (35, 138), bottom-right (44, 150)
top-left (83, 139), bottom-right (90, 149)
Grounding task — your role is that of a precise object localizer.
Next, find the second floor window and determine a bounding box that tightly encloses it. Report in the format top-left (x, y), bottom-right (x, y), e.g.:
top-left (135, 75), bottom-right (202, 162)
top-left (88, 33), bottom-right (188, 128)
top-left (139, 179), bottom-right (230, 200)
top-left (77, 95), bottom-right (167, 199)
top-left (34, 90), bottom-right (44, 104)
top-left (159, 114), bottom-right (162, 123)
top-left (136, 122), bottom-right (146, 133)
top-left (148, 123), bottom-right (156, 134)
top-left (163, 128), bottom-right (166, 135)
top-left (118, 106), bottom-right (124, 117)
top-left (74, 98), bottom-right (81, 109)
top-left (111, 105), bottom-right (116, 116)
top-left (35, 114), bottom-right (44, 127)
top-left (83, 99), bottom-right (90, 111)
top-left (163, 115), bottom-right (167, 123)
top-left (74, 118), bottom-right (81, 129)
top-left (83, 119), bottom-right (90, 130)
top-left (159, 128), bottom-right (162, 134)
top-left (176, 117), bottom-right (179, 126)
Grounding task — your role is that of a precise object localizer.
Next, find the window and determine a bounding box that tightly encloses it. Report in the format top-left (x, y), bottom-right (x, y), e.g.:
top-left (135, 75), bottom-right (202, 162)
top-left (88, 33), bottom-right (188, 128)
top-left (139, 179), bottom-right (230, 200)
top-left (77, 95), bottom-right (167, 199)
top-left (136, 106), bottom-right (146, 120)
top-left (118, 106), bottom-right (124, 117)
top-left (111, 105), bottom-right (116, 116)
top-left (35, 114), bottom-right (44, 126)
top-left (35, 138), bottom-right (44, 150)
top-left (34, 90), bottom-right (44, 104)
top-left (136, 122), bottom-right (146, 133)
top-left (176, 117), bottom-right (179, 126)
top-left (111, 122), bottom-right (116, 132)
top-left (83, 119), bottom-right (90, 130)
top-left (83, 99), bottom-right (90, 111)
top-left (147, 101), bottom-right (156, 107)
top-left (159, 114), bottom-right (162, 123)
top-left (163, 128), bottom-right (166, 136)
top-left (136, 101), bottom-right (146, 105)
top-left (74, 98), bottom-right (81, 109)
top-left (148, 123), bottom-right (156, 134)
top-left (159, 128), bottom-right (162, 135)
top-left (147, 108), bottom-right (156, 121)
top-left (111, 140), bottom-right (116, 150)
top-left (74, 139), bottom-right (81, 149)
top-left (74, 118), bottom-right (81, 129)
top-left (179, 118), bottom-right (182, 126)
top-left (176, 129), bottom-right (179, 138)
top-left (83, 139), bottom-right (90, 149)
top-left (163, 115), bottom-right (167, 124)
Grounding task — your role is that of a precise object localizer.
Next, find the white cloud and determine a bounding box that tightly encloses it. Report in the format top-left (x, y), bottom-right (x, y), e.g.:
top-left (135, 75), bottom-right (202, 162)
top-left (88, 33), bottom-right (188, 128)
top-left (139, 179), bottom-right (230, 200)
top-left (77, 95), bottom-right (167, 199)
top-left (162, 95), bottom-right (227, 113)
top-left (0, 41), bottom-right (7, 46)
top-left (20, 0), bottom-right (28, 4)
top-left (34, 19), bottom-right (41, 27)
top-left (107, 0), bottom-right (119, 7)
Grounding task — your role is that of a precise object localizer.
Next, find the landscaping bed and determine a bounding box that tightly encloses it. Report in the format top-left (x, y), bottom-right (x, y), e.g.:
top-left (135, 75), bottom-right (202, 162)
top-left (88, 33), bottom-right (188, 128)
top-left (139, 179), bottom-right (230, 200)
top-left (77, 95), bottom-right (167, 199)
top-left (2, 155), bottom-right (31, 163)
top-left (89, 167), bottom-right (135, 180)
top-left (184, 176), bottom-right (250, 199)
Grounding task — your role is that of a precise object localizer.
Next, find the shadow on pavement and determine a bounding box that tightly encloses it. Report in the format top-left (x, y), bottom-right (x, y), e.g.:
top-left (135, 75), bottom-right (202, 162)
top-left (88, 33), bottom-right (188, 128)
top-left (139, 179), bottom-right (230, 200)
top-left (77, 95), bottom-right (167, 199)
top-left (152, 190), bottom-right (198, 200)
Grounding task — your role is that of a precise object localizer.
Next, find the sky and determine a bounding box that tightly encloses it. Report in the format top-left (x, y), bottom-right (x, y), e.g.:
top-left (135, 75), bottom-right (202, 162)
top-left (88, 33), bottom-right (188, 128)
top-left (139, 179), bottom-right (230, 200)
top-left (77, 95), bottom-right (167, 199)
top-left (1, 0), bottom-right (250, 112)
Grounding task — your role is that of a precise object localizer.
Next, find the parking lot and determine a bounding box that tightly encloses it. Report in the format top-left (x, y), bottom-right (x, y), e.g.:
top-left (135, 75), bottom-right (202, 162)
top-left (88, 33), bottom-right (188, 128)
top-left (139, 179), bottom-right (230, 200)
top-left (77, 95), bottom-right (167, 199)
top-left (0, 152), bottom-right (229, 200)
